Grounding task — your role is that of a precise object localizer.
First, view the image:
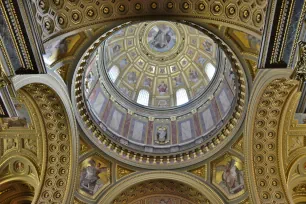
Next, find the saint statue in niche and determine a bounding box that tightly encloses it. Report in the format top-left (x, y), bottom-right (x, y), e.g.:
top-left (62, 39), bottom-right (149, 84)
top-left (157, 81), bottom-right (168, 95)
top-left (216, 159), bottom-right (244, 194)
top-left (85, 71), bottom-right (95, 92)
top-left (148, 24), bottom-right (176, 52)
top-left (127, 72), bottom-right (137, 84)
top-left (189, 69), bottom-right (199, 82)
top-left (80, 159), bottom-right (108, 195)
top-left (155, 126), bottom-right (169, 144)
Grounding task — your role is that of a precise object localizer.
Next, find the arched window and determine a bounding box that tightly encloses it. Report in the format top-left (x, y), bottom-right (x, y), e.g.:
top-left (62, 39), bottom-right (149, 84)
top-left (137, 89), bottom-right (150, 106)
top-left (205, 63), bottom-right (216, 80)
top-left (108, 65), bottom-right (119, 82)
top-left (176, 88), bottom-right (189, 106)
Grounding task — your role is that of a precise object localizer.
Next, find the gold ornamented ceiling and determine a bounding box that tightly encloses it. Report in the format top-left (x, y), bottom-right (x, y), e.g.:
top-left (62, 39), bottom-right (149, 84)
top-left (33, 0), bottom-right (267, 41)
top-left (7, 1), bottom-right (306, 204)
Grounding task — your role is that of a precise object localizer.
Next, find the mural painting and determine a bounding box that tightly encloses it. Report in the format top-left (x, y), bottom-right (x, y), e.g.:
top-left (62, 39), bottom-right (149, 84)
top-left (43, 33), bottom-right (82, 65)
top-left (157, 81), bottom-right (168, 95)
top-left (201, 39), bottom-right (213, 54)
top-left (213, 154), bottom-right (245, 198)
top-left (79, 156), bottom-right (111, 196)
top-left (148, 23), bottom-right (177, 52)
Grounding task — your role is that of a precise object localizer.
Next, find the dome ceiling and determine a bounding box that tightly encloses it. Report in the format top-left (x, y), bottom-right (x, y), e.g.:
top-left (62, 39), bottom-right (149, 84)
top-left (102, 21), bottom-right (217, 108)
top-left (76, 21), bottom-right (248, 168)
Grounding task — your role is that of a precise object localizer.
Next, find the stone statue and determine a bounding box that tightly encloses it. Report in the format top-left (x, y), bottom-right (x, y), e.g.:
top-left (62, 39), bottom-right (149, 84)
top-left (155, 126), bottom-right (169, 144)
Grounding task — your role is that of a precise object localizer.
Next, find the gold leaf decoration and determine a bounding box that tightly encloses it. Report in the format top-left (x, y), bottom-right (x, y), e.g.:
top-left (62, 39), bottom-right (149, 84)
top-left (188, 164), bottom-right (207, 180)
top-left (232, 134), bottom-right (244, 154)
top-left (116, 165), bottom-right (134, 180)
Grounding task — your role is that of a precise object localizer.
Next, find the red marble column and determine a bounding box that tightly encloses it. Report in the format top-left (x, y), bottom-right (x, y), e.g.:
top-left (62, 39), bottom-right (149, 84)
top-left (146, 121), bottom-right (154, 145)
top-left (193, 113), bottom-right (202, 136)
top-left (122, 114), bottom-right (132, 138)
top-left (102, 100), bottom-right (112, 122)
top-left (171, 121), bottom-right (177, 144)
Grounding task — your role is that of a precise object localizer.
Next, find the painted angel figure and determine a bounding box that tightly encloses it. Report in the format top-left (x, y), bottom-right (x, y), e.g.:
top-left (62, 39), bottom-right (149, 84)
top-left (80, 159), bottom-right (108, 195)
top-left (216, 159), bottom-right (244, 194)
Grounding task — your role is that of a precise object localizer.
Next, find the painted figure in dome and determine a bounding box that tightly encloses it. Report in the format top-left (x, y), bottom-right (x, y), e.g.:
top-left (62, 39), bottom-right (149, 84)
top-left (80, 159), bottom-right (108, 195)
top-left (143, 77), bottom-right (152, 87)
top-left (202, 40), bottom-right (213, 53)
top-left (197, 56), bottom-right (207, 67)
top-left (189, 69), bottom-right (199, 82)
top-left (174, 75), bottom-right (183, 86)
top-left (112, 44), bottom-right (121, 56)
top-left (157, 81), bottom-right (168, 94)
top-left (119, 58), bottom-right (129, 69)
top-left (127, 72), bottom-right (137, 84)
top-left (151, 28), bottom-right (172, 49)
top-left (216, 159), bottom-right (244, 194)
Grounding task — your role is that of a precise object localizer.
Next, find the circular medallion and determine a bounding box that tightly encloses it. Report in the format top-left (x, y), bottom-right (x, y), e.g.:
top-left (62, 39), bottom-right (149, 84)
top-left (139, 21), bottom-right (184, 62)
top-left (147, 24), bottom-right (177, 53)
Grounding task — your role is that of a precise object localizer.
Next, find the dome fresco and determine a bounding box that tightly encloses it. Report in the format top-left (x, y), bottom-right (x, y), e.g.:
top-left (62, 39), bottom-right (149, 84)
top-left (103, 21), bottom-right (218, 108)
top-left (82, 21), bottom-right (240, 155)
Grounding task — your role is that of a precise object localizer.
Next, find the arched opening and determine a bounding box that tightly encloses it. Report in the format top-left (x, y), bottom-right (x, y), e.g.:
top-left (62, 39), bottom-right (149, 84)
top-left (108, 65), bottom-right (120, 83)
top-left (205, 63), bottom-right (216, 80)
top-left (137, 89), bottom-right (150, 106)
top-left (0, 181), bottom-right (34, 204)
top-left (176, 88), bottom-right (189, 106)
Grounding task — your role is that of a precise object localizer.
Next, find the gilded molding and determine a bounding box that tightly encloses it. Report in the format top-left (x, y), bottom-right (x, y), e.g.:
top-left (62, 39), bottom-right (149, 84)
top-left (32, 0), bottom-right (266, 42)
top-left (245, 69), bottom-right (298, 203)
top-left (20, 84), bottom-right (74, 204)
top-left (98, 171), bottom-right (224, 204)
